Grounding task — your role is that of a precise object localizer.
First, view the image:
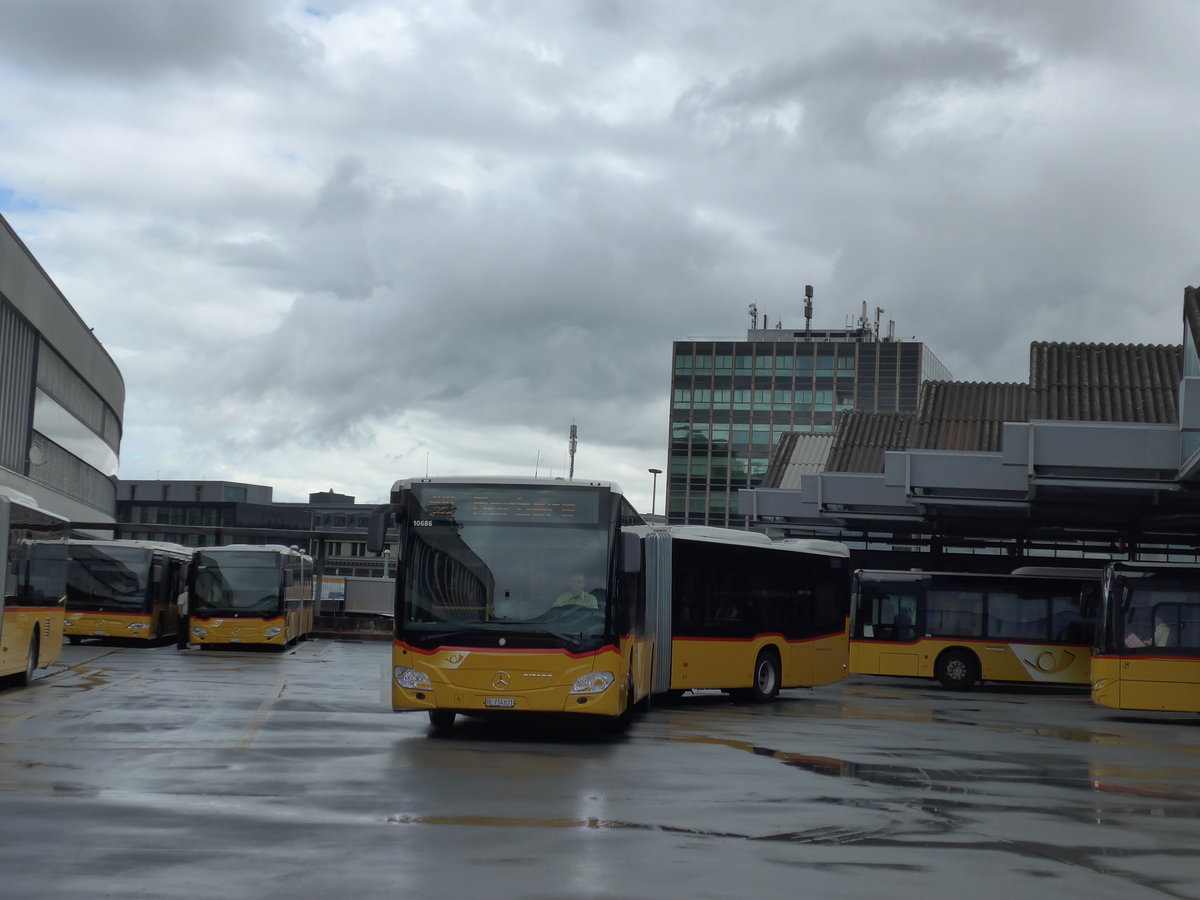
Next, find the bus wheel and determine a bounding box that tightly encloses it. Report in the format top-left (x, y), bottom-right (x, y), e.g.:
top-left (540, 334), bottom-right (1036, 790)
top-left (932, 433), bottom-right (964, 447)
top-left (17, 634), bottom-right (40, 687)
top-left (68, 636), bottom-right (82, 645)
top-left (745, 649), bottom-right (781, 703)
top-left (606, 677), bottom-right (636, 733)
top-left (935, 649), bottom-right (979, 690)
top-left (428, 710), bottom-right (456, 735)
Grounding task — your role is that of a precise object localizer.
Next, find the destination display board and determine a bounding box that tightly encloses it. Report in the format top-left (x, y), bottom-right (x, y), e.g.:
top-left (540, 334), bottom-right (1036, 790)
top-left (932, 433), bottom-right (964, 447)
top-left (411, 485), bottom-right (601, 525)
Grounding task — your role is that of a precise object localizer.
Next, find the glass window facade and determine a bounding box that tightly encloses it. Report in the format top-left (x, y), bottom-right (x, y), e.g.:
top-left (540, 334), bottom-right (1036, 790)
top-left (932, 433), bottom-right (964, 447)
top-left (666, 335), bottom-right (946, 527)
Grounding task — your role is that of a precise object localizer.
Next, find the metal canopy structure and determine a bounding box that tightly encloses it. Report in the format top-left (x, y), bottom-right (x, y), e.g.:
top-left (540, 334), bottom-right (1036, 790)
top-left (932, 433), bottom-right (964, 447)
top-left (739, 289), bottom-right (1200, 560)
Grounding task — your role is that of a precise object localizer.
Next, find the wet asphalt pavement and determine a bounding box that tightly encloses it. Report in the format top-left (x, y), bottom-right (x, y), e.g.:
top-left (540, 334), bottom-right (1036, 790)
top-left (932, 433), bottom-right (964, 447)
top-left (0, 639), bottom-right (1197, 900)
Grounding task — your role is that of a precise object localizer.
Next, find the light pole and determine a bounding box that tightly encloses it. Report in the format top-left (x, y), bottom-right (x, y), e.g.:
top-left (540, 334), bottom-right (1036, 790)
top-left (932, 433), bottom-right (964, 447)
top-left (648, 468), bottom-right (662, 517)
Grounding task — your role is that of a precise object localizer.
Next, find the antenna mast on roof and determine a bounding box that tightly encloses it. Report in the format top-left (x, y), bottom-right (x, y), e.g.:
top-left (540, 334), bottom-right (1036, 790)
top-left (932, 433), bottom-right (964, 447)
top-left (568, 423), bottom-right (578, 480)
top-left (748, 303), bottom-right (758, 330)
top-left (804, 285), bottom-right (813, 337)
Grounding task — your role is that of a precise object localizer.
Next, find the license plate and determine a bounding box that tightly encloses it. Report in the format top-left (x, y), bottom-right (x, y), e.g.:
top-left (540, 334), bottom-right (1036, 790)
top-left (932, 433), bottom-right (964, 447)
top-left (484, 697), bottom-right (516, 708)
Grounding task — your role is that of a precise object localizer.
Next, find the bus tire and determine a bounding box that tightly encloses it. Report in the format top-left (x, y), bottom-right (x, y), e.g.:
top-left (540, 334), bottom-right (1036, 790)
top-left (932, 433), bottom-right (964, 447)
top-left (606, 677), bottom-right (636, 732)
top-left (935, 649), bottom-right (979, 690)
top-left (17, 634), bottom-right (40, 687)
top-left (68, 635), bottom-right (82, 645)
top-left (744, 649), bottom-right (781, 703)
top-left (428, 710), bottom-right (456, 735)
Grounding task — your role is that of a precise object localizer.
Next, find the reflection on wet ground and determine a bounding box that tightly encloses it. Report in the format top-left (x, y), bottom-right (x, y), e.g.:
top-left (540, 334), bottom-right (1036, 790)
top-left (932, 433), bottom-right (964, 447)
top-left (4, 645), bottom-right (1200, 899)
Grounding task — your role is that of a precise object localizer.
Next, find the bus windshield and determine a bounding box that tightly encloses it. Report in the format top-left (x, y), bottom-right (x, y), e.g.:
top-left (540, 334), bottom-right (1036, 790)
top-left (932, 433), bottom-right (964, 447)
top-left (400, 484), bottom-right (611, 641)
top-left (1118, 574), bottom-right (1200, 653)
top-left (191, 551), bottom-right (283, 617)
top-left (66, 546), bottom-right (153, 612)
top-left (19, 541), bottom-right (70, 605)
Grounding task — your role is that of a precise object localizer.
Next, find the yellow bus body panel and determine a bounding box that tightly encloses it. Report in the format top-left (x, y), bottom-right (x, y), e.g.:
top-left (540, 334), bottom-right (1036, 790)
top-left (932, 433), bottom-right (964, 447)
top-left (1091, 655), bottom-right (1200, 713)
top-left (391, 642), bottom-right (633, 718)
top-left (190, 615), bottom-right (289, 648)
top-left (0, 606), bottom-right (65, 677)
top-left (852, 638), bottom-right (1091, 685)
top-left (64, 605), bottom-right (177, 641)
top-left (671, 634), bottom-right (848, 691)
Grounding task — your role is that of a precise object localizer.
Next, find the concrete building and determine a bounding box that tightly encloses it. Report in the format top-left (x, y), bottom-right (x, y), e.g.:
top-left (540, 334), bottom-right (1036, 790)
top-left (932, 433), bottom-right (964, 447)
top-left (0, 213), bottom-right (123, 524)
top-left (667, 296), bottom-right (950, 526)
top-left (114, 480), bottom-right (393, 577)
top-left (113, 479), bottom-right (308, 547)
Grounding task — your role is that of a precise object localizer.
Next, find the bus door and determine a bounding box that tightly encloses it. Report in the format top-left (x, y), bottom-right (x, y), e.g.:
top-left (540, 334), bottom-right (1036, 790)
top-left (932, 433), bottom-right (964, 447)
top-left (857, 580), bottom-right (921, 677)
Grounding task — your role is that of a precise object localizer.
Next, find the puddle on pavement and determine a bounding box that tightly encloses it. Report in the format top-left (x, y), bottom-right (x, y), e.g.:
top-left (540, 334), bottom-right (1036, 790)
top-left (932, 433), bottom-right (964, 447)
top-left (671, 734), bottom-right (1200, 807)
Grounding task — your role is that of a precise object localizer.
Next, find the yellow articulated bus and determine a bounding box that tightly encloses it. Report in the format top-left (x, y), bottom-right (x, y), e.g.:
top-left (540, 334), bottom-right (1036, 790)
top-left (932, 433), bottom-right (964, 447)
top-left (0, 488), bottom-right (69, 686)
top-left (366, 476), bottom-right (851, 734)
top-left (60, 540), bottom-right (192, 644)
top-left (184, 544), bottom-right (315, 650)
top-left (629, 526), bottom-right (852, 701)
top-left (1091, 561), bottom-right (1200, 714)
top-left (849, 568), bottom-right (1099, 690)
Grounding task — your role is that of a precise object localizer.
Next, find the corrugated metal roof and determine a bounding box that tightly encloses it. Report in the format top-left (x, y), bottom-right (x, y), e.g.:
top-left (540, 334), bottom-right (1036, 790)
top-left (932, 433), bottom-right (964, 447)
top-left (911, 382), bottom-right (1029, 452)
top-left (825, 411), bottom-right (914, 473)
top-left (1029, 342), bottom-right (1181, 423)
top-left (762, 432), bottom-right (834, 488)
top-left (769, 339), bottom-right (1185, 476)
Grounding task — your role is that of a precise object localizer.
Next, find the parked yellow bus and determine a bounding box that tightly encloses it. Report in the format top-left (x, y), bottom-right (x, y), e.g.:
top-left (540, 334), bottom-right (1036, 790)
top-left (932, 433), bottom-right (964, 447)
top-left (631, 526), bottom-right (851, 701)
top-left (850, 568), bottom-right (1099, 690)
top-left (1092, 561), bottom-right (1200, 713)
top-left (0, 488), bottom-right (69, 686)
top-left (185, 544), bottom-right (314, 650)
top-left (367, 477), bottom-right (851, 734)
top-left (60, 540), bottom-right (192, 644)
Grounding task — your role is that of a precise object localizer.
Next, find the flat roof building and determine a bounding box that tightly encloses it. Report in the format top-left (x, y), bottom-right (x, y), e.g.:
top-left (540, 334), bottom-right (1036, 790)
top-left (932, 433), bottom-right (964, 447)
top-left (0, 213), bottom-right (123, 524)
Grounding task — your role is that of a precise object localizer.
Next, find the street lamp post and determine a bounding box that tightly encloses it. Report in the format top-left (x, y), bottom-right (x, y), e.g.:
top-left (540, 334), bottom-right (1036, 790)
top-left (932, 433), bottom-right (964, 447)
top-left (648, 468), bottom-right (662, 517)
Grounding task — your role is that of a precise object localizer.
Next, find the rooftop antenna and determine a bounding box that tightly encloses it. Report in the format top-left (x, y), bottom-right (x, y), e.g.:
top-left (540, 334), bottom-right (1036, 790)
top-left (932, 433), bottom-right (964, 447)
top-left (568, 423), bottom-right (578, 480)
top-left (888, 318), bottom-right (896, 340)
top-left (874, 306), bottom-right (884, 341)
top-left (748, 302), bottom-right (758, 330)
top-left (804, 285), bottom-right (813, 337)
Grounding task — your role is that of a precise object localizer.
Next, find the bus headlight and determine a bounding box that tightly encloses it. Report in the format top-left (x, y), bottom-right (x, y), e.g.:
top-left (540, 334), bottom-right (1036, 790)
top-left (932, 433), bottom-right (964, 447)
top-left (125, 623), bottom-right (149, 631)
top-left (569, 671), bottom-right (615, 695)
top-left (263, 627), bottom-right (283, 638)
top-left (190, 626), bottom-right (208, 638)
top-left (393, 667), bottom-right (433, 690)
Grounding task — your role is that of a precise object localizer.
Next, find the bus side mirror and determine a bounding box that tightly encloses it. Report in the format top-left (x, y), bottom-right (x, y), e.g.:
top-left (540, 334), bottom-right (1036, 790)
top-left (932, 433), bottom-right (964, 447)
top-left (367, 505), bottom-right (397, 554)
top-left (620, 532), bottom-right (643, 575)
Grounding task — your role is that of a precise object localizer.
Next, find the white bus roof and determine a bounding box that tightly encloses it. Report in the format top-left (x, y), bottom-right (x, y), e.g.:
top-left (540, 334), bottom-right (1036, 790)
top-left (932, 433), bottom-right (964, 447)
top-left (392, 476), bottom-right (623, 494)
top-left (628, 525), bottom-right (849, 557)
top-left (0, 485), bottom-right (69, 523)
top-left (63, 538), bottom-right (194, 558)
top-left (198, 544), bottom-right (312, 561)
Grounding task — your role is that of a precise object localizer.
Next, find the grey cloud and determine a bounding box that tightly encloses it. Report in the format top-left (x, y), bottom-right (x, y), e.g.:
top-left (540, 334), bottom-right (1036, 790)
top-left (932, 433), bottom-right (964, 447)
top-left (0, 0), bottom-right (309, 80)
top-left (676, 30), bottom-right (1032, 158)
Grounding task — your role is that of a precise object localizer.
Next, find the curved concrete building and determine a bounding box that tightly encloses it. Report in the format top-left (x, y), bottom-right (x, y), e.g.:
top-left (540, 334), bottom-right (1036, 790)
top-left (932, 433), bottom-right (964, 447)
top-left (0, 213), bottom-right (123, 524)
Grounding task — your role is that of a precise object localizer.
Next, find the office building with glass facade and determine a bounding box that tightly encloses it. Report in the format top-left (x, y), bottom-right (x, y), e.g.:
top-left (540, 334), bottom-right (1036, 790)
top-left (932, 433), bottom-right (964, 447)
top-left (667, 322), bottom-right (951, 526)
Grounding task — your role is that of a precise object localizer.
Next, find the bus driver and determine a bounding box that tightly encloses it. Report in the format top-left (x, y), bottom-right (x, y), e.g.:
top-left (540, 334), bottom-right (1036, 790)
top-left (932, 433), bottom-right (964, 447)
top-left (552, 574), bottom-right (599, 610)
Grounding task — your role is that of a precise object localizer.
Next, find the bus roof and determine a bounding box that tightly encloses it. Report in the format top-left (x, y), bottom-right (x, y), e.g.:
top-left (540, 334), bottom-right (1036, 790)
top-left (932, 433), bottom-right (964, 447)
top-left (1107, 560), bottom-right (1200, 575)
top-left (856, 568), bottom-right (1101, 582)
top-left (628, 525), bottom-right (850, 557)
top-left (391, 476), bottom-right (624, 495)
top-left (198, 544), bottom-right (312, 561)
top-left (63, 538), bottom-right (194, 558)
top-left (0, 485), bottom-right (69, 523)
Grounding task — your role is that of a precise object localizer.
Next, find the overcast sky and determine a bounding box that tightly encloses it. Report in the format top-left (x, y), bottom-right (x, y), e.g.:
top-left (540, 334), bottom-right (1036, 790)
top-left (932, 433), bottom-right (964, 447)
top-left (3, 0), bottom-right (1198, 513)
